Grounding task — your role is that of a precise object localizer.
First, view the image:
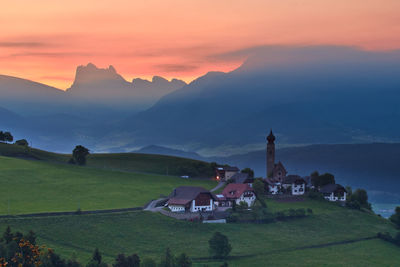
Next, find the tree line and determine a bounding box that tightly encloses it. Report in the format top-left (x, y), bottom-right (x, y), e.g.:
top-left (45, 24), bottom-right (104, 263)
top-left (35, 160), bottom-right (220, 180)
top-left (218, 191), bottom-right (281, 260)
top-left (0, 227), bottom-right (232, 267)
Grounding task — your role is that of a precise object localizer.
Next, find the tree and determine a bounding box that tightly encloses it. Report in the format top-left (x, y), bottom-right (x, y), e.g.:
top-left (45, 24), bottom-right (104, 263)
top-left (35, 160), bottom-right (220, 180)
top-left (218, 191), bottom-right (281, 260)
top-left (237, 201), bottom-right (249, 212)
top-left (113, 253), bottom-right (140, 267)
top-left (0, 131), bottom-right (13, 143)
top-left (241, 168), bottom-right (254, 178)
top-left (141, 258), bottom-right (157, 267)
top-left (3, 132), bottom-right (13, 143)
top-left (72, 145), bottom-right (90, 166)
top-left (92, 248), bottom-right (102, 264)
top-left (176, 253), bottom-right (192, 267)
top-left (160, 248), bottom-right (175, 267)
top-left (311, 172), bottom-right (335, 188)
top-left (390, 206), bottom-right (400, 228)
top-left (3, 226), bottom-right (13, 244)
top-left (209, 232), bottom-right (232, 259)
top-left (15, 139), bottom-right (29, 146)
top-left (253, 179), bottom-right (265, 197)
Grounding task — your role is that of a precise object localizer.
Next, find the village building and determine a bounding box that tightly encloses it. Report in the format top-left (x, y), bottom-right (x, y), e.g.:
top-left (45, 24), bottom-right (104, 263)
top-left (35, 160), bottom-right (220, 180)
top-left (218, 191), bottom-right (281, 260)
top-left (230, 172), bottom-right (254, 186)
top-left (166, 186), bottom-right (216, 212)
top-left (265, 178), bottom-right (280, 195)
top-left (220, 183), bottom-right (256, 207)
top-left (215, 166), bottom-right (240, 181)
top-left (282, 175), bottom-right (306, 195)
top-left (320, 184), bottom-right (347, 202)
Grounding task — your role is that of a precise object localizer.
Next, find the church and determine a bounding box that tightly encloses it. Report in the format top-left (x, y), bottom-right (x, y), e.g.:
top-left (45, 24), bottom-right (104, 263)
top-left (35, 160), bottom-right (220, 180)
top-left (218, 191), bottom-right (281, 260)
top-left (265, 130), bottom-right (308, 195)
top-left (266, 130), bottom-right (287, 182)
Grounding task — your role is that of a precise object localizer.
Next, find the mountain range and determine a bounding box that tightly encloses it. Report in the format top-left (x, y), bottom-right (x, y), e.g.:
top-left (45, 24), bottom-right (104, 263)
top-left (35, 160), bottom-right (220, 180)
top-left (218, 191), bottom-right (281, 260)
top-left (1, 46), bottom-right (400, 154)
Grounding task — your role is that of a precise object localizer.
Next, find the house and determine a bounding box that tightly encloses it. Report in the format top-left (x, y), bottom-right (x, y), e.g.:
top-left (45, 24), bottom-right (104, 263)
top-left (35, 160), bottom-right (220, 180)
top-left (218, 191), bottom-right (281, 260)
top-left (265, 178), bottom-right (280, 195)
top-left (230, 173), bottom-right (254, 186)
top-left (221, 183), bottom-right (256, 207)
top-left (167, 186), bottom-right (217, 212)
top-left (320, 184), bottom-right (347, 202)
top-left (282, 175), bottom-right (306, 195)
top-left (215, 166), bottom-right (240, 181)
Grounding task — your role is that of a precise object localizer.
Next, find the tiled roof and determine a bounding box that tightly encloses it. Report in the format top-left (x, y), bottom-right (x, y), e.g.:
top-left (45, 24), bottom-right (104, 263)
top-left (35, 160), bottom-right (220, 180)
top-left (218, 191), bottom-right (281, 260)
top-left (222, 183), bottom-right (254, 199)
top-left (320, 184), bottom-right (346, 194)
top-left (283, 175), bottom-right (305, 185)
top-left (167, 186), bottom-right (213, 206)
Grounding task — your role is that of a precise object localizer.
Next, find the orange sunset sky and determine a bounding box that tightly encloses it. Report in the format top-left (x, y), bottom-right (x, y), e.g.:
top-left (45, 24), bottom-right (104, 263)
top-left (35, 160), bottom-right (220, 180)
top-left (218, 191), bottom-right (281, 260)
top-left (1, 0), bottom-right (400, 89)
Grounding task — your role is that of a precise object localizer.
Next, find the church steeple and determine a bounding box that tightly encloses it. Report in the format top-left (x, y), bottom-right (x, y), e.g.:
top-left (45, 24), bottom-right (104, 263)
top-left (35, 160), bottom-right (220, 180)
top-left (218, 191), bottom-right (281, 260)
top-left (267, 130), bottom-right (275, 144)
top-left (266, 129), bottom-right (275, 178)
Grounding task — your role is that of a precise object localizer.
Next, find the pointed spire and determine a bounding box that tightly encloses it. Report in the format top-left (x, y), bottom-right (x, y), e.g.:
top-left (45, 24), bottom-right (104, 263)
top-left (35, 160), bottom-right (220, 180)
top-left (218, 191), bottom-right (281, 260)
top-left (267, 129), bottom-right (275, 144)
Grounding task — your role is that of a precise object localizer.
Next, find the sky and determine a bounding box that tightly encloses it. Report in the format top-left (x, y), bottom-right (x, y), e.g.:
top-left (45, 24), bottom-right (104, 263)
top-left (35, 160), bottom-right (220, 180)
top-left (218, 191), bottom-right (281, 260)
top-left (1, 0), bottom-right (400, 89)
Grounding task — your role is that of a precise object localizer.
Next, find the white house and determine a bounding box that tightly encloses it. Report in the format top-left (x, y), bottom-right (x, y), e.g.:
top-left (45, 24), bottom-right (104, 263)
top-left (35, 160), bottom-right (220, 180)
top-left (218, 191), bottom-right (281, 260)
top-left (265, 178), bottom-right (280, 195)
top-left (167, 186), bottom-right (216, 212)
top-left (222, 183), bottom-right (256, 207)
top-left (320, 184), bottom-right (347, 202)
top-left (282, 175), bottom-right (306, 195)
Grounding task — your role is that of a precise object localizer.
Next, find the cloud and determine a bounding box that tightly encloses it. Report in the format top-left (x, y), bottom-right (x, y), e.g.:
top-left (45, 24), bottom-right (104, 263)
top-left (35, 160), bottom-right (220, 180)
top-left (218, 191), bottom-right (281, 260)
top-left (8, 52), bottom-right (93, 58)
top-left (155, 64), bottom-right (198, 72)
top-left (0, 41), bottom-right (47, 48)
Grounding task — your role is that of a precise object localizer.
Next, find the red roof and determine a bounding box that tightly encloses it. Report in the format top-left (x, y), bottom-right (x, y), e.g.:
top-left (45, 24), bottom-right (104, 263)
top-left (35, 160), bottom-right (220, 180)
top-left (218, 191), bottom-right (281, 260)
top-left (222, 183), bottom-right (254, 199)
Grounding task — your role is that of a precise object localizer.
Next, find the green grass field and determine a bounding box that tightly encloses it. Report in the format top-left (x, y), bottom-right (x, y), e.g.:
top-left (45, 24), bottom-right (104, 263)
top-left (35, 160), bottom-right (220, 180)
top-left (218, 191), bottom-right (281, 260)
top-left (0, 143), bottom-right (215, 177)
top-left (0, 199), bottom-right (398, 266)
top-left (0, 156), bottom-right (216, 215)
top-left (0, 143), bottom-right (399, 266)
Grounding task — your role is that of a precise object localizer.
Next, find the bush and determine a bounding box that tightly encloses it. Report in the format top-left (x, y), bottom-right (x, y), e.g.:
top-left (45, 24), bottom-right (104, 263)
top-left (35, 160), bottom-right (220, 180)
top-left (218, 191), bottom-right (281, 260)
top-left (389, 206), bottom-right (400, 228)
top-left (15, 139), bottom-right (28, 146)
top-left (209, 232), bottom-right (232, 259)
top-left (307, 208), bottom-right (313, 214)
top-left (308, 191), bottom-right (324, 200)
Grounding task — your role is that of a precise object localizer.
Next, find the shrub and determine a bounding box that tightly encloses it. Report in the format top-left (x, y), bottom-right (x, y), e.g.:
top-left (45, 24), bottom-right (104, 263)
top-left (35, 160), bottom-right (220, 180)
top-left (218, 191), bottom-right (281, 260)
top-left (209, 232), bottom-right (232, 259)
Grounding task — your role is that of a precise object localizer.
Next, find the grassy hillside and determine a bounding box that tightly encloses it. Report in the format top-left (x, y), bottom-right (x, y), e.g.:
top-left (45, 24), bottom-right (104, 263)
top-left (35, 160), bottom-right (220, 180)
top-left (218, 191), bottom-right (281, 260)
top-left (0, 199), bottom-right (398, 266)
top-left (0, 143), bottom-right (216, 177)
top-left (0, 156), bottom-right (216, 215)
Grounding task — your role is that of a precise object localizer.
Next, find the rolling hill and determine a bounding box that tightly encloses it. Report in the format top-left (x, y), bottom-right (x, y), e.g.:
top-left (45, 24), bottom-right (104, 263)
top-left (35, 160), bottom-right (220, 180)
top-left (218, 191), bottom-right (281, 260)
top-left (0, 155), bottom-right (216, 215)
top-left (0, 200), bottom-right (398, 266)
top-left (0, 143), bottom-right (399, 266)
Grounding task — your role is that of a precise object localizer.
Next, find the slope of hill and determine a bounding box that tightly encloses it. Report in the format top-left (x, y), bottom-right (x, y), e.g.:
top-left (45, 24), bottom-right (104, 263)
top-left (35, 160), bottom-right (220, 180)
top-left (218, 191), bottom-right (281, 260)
top-left (0, 200), bottom-right (397, 266)
top-left (119, 46), bottom-right (400, 151)
top-left (0, 155), bottom-right (216, 215)
top-left (0, 143), bottom-right (216, 177)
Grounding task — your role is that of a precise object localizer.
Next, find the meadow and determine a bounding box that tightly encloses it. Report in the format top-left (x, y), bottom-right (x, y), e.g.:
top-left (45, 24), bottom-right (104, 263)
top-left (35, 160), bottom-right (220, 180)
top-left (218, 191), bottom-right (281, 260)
top-left (0, 156), bottom-right (216, 215)
top-left (0, 199), bottom-right (398, 266)
top-left (0, 143), bottom-right (215, 177)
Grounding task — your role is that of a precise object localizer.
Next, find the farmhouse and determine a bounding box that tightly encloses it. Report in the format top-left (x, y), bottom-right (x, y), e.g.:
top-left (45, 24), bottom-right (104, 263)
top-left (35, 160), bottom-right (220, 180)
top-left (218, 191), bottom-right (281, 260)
top-left (282, 175), bottom-right (306, 195)
top-left (320, 184), bottom-right (347, 202)
top-left (215, 166), bottom-right (240, 181)
top-left (221, 183), bottom-right (256, 207)
top-left (167, 186), bottom-right (216, 212)
top-left (265, 178), bottom-right (280, 195)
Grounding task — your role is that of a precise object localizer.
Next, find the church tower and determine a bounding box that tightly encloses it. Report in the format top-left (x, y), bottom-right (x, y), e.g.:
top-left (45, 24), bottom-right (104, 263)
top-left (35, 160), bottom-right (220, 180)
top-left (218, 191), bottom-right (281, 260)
top-left (266, 130), bottom-right (275, 178)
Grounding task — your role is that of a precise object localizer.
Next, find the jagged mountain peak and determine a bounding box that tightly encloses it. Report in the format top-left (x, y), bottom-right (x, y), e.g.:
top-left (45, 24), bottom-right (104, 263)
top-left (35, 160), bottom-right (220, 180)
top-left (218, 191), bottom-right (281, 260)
top-left (71, 63), bottom-right (126, 87)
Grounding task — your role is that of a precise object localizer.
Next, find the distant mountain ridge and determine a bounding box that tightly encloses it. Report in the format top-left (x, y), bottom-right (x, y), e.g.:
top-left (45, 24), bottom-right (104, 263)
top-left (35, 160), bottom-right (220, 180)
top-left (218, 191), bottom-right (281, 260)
top-left (0, 63), bottom-right (186, 151)
top-left (66, 63), bottom-right (187, 109)
top-left (118, 46), bottom-right (400, 151)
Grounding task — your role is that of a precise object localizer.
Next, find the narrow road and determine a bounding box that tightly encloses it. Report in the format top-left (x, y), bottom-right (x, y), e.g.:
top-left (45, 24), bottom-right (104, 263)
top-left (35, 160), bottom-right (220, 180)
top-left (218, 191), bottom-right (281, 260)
top-left (210, 181), bottom-right (226, 192)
